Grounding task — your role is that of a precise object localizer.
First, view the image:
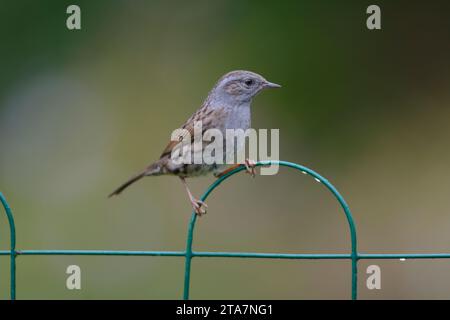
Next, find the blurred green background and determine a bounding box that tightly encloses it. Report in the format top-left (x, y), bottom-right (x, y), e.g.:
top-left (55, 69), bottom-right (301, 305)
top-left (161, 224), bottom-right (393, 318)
top-left (1, 0), bottom-right (450, 299)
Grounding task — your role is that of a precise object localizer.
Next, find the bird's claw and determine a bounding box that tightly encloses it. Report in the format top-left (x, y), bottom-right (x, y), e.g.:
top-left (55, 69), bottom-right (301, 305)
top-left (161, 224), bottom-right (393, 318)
top-left (191, 199), bottom-right (208, 216)
top-left (244, 159), bottom-right (257, 177)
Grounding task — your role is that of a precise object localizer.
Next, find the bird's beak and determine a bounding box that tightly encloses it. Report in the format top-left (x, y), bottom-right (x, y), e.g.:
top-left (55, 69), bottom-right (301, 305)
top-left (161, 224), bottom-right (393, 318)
top-left (264, 81), bottom-right (282, 89)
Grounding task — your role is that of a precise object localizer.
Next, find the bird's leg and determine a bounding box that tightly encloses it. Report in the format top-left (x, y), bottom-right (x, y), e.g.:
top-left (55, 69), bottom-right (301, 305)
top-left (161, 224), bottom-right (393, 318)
top-left (215, 159), bottom-right (257, 178)
top-left (180, 177), bottom-right (207, 216)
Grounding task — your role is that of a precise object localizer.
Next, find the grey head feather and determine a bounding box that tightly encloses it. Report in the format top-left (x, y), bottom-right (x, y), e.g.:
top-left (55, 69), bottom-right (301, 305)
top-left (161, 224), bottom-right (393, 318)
top-left (205, 70), bottom-right (280, 107)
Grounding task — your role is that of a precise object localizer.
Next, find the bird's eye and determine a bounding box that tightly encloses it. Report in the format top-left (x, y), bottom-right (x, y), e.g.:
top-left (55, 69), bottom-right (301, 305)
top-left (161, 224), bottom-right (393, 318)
top-left (244, 79), bottom-right (254, 87)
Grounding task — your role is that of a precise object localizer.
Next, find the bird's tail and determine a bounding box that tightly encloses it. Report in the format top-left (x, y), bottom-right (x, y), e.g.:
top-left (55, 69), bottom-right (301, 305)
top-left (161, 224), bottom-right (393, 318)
top-left (108, 162), bottom-right (161, 198)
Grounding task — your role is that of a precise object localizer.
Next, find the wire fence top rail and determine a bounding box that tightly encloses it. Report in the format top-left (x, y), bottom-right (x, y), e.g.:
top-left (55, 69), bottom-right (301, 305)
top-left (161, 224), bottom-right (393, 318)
top-left (2, 160), bottom-right (450, 300)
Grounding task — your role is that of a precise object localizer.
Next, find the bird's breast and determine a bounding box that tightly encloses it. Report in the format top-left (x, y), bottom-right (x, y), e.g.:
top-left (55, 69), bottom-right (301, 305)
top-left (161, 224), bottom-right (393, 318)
top-left (223, 104), bottom-right (251, 131)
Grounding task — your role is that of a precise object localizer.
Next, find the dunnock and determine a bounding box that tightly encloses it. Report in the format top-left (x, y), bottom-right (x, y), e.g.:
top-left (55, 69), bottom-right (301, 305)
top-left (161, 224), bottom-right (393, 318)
top-left (109, 70), bottom-right (281, 216)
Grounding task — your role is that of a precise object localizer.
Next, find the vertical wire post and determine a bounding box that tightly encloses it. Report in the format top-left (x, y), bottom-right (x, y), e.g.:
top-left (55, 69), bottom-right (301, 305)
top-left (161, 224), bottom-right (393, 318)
top-left (183, 213), bottom-right (197, 299)
top-left (0, 192), bottom-right (16, 300)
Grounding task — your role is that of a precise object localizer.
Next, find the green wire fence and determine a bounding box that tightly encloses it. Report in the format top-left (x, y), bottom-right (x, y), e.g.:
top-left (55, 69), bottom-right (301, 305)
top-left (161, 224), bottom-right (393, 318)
top-left (2, 160), bottom-right (450, 300)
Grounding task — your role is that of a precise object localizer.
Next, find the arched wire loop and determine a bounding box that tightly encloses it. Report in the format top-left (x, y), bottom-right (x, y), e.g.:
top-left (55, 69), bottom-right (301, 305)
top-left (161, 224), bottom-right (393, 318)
top-left (182, 160), bottom-right (358, 300)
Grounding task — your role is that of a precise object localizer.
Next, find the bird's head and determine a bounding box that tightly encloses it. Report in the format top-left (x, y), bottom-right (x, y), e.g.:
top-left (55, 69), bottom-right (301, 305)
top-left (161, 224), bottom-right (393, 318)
top-left (211, 70), bottom-right (281, 104)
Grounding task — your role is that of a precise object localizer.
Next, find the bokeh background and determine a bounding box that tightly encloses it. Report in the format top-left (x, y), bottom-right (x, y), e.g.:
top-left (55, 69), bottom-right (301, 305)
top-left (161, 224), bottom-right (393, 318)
top-left (1, 0), bottom-right (450, 299)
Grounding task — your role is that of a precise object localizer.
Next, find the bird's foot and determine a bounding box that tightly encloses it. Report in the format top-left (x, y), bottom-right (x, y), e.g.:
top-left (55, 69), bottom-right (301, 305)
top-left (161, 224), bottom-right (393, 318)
top-left (244, 159), bottom-right (257, 177)
top-left (191, 198), bottom-right (208, 216)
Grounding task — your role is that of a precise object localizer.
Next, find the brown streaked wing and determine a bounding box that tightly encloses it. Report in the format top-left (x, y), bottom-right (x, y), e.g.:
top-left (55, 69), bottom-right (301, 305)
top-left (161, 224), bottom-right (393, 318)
top-left (159, 125), bottom-right (194, 159)
top-left (159, 106), bottom-right (227, 159)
